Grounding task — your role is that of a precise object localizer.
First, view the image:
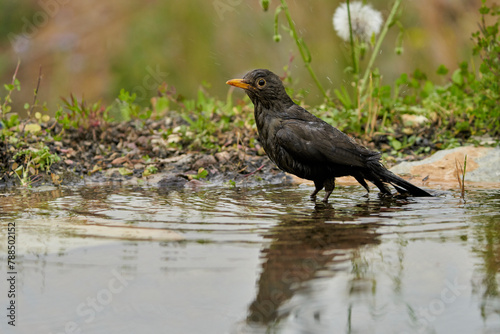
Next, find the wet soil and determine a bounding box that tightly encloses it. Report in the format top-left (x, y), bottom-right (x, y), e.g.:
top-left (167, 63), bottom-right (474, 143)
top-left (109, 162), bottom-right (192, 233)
top-left (0, 117), bottom-right (484, 189)
top-left (0, 119), bottom-right (288, 188)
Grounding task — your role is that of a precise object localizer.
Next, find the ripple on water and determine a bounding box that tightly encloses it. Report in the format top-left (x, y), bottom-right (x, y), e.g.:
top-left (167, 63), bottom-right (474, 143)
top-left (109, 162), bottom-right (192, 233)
top-left (1, 184), bottom-right (500, 333)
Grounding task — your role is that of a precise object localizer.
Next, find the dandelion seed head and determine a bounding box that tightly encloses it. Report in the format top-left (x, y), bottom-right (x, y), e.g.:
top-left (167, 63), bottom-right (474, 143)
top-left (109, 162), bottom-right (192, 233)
top-left (333, 2), bottom-right (383, 42)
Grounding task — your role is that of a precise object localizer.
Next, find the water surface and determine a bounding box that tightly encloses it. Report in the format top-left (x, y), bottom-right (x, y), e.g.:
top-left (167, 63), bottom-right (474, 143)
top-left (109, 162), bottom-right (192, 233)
top-left (1, 183), bottom-right (499, 333)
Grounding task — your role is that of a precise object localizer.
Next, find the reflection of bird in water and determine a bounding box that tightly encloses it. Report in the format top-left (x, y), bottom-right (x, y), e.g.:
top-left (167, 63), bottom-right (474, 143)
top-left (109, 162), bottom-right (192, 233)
top-left (227, 69), bottom-right (432, 202)
top-left (246, 202), bottom-right (385, 326)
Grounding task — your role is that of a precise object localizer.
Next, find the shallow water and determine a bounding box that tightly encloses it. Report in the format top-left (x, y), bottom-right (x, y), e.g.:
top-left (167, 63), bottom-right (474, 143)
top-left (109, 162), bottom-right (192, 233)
top-left (1, 183), bottom-right (500, 334)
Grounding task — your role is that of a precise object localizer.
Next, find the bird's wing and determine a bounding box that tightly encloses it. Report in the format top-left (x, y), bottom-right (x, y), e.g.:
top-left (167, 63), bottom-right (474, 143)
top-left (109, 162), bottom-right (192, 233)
top-left (275, 119), bottom-right (375, 168)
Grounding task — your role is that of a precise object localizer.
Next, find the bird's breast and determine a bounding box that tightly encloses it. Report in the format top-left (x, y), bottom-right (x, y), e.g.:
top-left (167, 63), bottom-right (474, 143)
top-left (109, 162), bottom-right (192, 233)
top-left (256, 122), bottom-right (315, 179)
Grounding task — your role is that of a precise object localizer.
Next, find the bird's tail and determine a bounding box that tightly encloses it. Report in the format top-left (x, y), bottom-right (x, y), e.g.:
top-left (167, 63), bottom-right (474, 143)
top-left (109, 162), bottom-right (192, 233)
top-left (368, 160), bottom-right (432, 197)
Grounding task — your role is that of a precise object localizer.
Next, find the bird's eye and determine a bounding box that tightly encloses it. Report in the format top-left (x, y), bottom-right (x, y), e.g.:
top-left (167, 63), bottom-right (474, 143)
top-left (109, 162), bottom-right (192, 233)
top-left (256, 78), bottom-right (266, 88)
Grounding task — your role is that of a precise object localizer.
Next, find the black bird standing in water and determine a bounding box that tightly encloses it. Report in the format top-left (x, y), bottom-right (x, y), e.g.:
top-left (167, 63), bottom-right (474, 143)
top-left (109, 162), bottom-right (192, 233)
top-left (226, 69), bottom-right (432, 202)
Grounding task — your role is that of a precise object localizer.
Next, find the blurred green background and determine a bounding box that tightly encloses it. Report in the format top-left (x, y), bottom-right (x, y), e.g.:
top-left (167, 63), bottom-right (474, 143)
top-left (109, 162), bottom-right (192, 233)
top-left (0, 0), bottom-right (484, 115)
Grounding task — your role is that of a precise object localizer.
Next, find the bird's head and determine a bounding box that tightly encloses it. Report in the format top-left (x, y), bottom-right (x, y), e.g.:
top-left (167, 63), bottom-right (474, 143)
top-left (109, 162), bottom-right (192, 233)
top-left (226, 69), bottom-right (292, 107)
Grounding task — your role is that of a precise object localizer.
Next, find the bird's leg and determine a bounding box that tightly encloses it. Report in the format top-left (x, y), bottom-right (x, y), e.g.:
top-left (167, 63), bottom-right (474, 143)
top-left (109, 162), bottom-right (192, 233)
top-left (310, 180), bottom-right (324, 200)
top-left (354, 176), bottom-right (370, 194)
top-left (322, 178), bottom-right (336, 203)
top-left (372, 179), bottom-right (392, 196)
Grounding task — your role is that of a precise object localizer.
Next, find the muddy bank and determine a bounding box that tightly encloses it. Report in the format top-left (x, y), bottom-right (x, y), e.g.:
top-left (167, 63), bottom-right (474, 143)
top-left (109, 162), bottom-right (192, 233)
top-left (0, 118), bottom-right (291, 188)
top-left (1, 119), bottom-right (498, 190)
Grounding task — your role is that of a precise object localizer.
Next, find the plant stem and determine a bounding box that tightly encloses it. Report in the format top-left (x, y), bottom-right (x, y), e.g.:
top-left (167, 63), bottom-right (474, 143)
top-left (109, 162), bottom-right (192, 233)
top-left (358, 0), bottom-right (402, 99)
top-left (1, 59), bottom-right (21, 118)
top-left (279, 0), bottom-right (330, 103)
top-left (346, 0), bottom-right (359, 108)
top-left (28, 66), bottom-right (43, 119)
top-left (346, 0), bottom-right (358, 77)
top-left (462, 154), bottom-right (467, 199)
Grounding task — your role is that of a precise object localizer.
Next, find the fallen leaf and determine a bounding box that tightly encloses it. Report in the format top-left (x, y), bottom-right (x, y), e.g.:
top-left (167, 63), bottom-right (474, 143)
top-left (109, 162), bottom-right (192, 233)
top-left (24, 123), bottom-right (42, 133)
top-left (111, 156), bottom-right (128, 165)
top-left (118, 167), bottom-right (133, 176)
top-left (51, 173), bottom-right (61, 185)
top-left (90, 165), bottom-right (102, 174)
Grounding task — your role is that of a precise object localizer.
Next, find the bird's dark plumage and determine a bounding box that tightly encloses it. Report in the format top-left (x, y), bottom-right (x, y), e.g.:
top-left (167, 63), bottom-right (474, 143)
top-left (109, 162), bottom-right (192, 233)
top-left (226, 69), bottom-right (432, 202)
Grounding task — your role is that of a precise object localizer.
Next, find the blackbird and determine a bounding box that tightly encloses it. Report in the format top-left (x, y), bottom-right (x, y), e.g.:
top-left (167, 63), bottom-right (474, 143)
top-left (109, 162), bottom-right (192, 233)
top-left (226, 69), bottom-right (432, 202)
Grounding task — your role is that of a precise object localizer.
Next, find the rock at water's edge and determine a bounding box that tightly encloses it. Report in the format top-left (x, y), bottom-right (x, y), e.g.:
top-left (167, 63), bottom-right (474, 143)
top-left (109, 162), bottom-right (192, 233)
top-left (390, 146), bottom-right (500, 183)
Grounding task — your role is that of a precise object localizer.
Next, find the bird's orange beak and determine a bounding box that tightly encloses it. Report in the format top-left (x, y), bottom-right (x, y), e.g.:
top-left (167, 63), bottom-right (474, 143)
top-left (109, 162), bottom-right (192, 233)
top-left (226, 78), bottom-right (252, 90)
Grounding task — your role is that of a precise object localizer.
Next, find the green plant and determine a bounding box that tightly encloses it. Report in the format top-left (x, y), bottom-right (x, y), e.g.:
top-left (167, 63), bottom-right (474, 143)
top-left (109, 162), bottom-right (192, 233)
top-left (357, 0), bottom-right (403, 101)
top-left (143, 164), bottom-right (158, 177)
top-left (192, 167), bottom-right (208, 180)
top-left (469, 0), bottom-right (500, 134)
top-left (333, 1), bottom-right (500, 142)
top-left (180, 88), bottom-right (221, 150)
top-left (13, 144), bottom-right (60, 172)
top-left (116, 89), bottom-right (153, 121)
top-left (12, 163), bottom-right (32, 187)
top-left (0, 60), bottom-right (20, 121)
top-left (455, 155), bottom-right (467, 199)
top-left (166, 85), bottom-right (253, 151)
top-left (12, 144), bottom-right (61, 187)
top-left (1, 114), bottom-right (20, 130)
top-left (415, 2), bottom-right (498, 137)
top-left (56, 95), bottom-right (112, 137)
top-left (331, 0), bottom-right (403, 110)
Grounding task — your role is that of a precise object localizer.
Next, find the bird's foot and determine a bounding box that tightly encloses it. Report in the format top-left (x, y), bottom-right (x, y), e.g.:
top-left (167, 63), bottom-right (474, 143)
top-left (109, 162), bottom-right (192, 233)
top-left (378, 192), bottom-right (394, 199)
top-left (322, 191), bottom-right (332, 203)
